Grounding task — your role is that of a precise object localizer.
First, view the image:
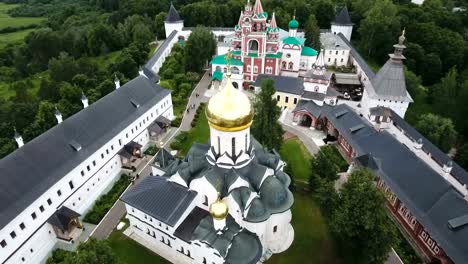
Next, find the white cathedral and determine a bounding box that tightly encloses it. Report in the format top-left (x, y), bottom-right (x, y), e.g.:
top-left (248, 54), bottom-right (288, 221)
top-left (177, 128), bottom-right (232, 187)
top-left (121, 64), bottom-right (294, 263)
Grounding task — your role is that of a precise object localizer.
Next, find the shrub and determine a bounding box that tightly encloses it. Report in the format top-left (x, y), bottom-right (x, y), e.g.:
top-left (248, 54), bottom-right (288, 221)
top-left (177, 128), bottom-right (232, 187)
top-left (83, 174), bottom-right (131, 224)
top-left (172, 116), bottom-right (182, 127)
top-left (175, 131), bottom-right (188, 142)
top-left (170, 140), bottom-right (182, 150)
top-left (144, 145), bottom-right (158, 156)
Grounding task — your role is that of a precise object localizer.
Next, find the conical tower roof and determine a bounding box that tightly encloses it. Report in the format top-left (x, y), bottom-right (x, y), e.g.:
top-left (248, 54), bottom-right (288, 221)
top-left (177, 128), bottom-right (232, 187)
top-left (253, 0), bottom-right (264, 15)
top-left (166, 3), bottom-right (182, 23)
top-left (333, 7), bottom-right (353, 26)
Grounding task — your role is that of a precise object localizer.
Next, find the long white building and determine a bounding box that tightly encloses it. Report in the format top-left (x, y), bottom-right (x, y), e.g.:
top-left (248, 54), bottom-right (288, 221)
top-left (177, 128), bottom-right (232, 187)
top-left (0, 75), bottom-right (174, 264)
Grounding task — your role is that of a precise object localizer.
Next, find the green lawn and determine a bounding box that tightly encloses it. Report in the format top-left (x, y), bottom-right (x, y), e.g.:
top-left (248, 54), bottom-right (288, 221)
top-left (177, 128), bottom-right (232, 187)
top-left (269, 192), bottom-right (341, 264)
top-left (280, 138), bottom-right (313, 181)
top-left (108, 228), bottom-right (171, 264)
top-left (87, 50), bottom-right (122, 70)
top-left (0, 28), bottom-right (36, 48)
top-left (0, 3), bottom-right (44, 30)
top-left (179, 105), bottom-right (210, 155)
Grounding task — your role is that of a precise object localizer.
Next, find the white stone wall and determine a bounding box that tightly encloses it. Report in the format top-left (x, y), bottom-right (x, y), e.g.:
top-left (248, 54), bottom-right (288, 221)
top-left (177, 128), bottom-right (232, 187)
top-left (300, 55), bottom-right (317, 71)
top-left (361, 90), bottom-right (410, 118)
top-left (323, 49), bottom-right (350, 67)
top-left (331, 25), bottom-right (353, 41)
top-left (164, 22), bottom-right (184, 38)
top-left (0, 94), bottom-right (174, 264)
top-left (209, 125), bottom-right (250, 158)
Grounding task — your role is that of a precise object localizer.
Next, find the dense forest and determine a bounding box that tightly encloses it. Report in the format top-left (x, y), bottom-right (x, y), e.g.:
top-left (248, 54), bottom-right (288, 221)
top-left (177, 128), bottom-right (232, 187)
top-left (0, 0), bottom-right (467, 167)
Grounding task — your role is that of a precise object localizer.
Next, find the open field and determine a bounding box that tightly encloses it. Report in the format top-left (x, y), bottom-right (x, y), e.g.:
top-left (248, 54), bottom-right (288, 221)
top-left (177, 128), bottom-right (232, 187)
top-left (0, 3), bottom-right (44, 30)
top-left (0, 28), bottom-right (35, 47)
top-left (280, 138), bottom-right (313, 181)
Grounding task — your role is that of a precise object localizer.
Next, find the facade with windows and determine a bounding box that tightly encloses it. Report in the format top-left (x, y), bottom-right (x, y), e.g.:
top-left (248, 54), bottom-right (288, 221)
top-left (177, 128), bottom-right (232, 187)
top-left (0, 75), bottom-right (174, 264)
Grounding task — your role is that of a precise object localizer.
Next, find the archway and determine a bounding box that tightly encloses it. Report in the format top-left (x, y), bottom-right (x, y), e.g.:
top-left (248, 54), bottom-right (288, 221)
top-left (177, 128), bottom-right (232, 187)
top-left (249, 40), bottom-right (259, 53)
top-left (299, 114), bottom-right (312, 127)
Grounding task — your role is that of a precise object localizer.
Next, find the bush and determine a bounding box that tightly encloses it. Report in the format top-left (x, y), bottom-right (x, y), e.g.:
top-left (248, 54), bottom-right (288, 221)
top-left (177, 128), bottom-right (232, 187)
top-left (83, 174), bottom-right (131, 224)
top-left (172, 116), bottom-right (182, 127)
top-left (175, 131), bottom-right (188, 142)
top-left (170, 140), bottom-right (182, 150)
top-left (144, 145), bottom-right (158, 156)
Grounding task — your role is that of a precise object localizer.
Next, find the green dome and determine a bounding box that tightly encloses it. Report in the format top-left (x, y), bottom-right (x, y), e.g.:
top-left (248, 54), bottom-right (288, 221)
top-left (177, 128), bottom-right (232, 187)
top-left (289, 18), bottom-right (299, 29)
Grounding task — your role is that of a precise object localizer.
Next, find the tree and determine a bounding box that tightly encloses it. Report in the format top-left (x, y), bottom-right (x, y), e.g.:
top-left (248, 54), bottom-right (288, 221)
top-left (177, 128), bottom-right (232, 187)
top-left (47, 238), bottom-right (115, 264)
top-left (184, 26), bottom-right (217, 73)
top-left (315, 178), bottom-right (338, 217)
top-left (421, 53), bottom-right (442, 85)
top-left (314, 0), bottom-right (335, 29)
top-left (252, 79), bottom-right (283, 151)
top-left (456, 143), bottom-right (468, 171)
top-left (49, 52), bottom-right (79, 83)
top-left (332, 169), bottom-right (397, 264)
top-left (154, 12), bottom-right (167, 40)
top-left (304, 14), bottom-right (321, 51)
top-left (431, 68), bottom-right (458, 118)
top-left (404, 68), bottom-right (422, 97)
top-left (109, 51), bottom-right (138, 78)
top-left (0, 138), bottom-right (17, 158)
top-left (415, 114), bottom-right (457, 152)
top-left (358, 0), bottom-right (400, 60)
top-left (309, 146), bottom-right (340, 190)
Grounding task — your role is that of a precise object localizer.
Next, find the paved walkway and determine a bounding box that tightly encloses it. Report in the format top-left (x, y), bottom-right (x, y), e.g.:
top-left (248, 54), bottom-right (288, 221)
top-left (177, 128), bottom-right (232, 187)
top-left (179, 71), bottom-right (211, 132)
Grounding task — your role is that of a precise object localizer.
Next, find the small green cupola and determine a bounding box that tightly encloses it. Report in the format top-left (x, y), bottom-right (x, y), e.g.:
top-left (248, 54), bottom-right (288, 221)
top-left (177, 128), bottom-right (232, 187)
top-left (288, 18), bottom-right (299, 29)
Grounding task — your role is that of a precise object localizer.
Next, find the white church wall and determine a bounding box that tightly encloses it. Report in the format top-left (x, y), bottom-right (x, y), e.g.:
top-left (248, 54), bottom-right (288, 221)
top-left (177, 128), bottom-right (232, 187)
top-left (164, 22), bottom-right (184, 38)
top-left (323, 49), bottom-right (350, 67)
top-left (209, 126), bottom-right (250, 158)
top-left (331, 25), bottom-right (353, 41)
top-left (0, 93), bottom-right (174, 264)
top-left (300, 55), bottom-right (317, 71)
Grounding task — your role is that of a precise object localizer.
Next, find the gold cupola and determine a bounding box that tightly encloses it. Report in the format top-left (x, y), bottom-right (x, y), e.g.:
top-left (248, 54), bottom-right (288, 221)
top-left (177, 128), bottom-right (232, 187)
top-left (206, 50), bottom-right (254, 132)
top-left (209, 195), bottom-right (229, 220)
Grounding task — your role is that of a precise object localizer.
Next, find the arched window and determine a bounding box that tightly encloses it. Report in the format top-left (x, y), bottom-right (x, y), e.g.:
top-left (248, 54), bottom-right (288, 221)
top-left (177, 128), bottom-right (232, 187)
top-left (288, 62), bottom-right (293, 70)
top-left (282, 61), bottom-right (286, 69)
top-left (249, 40), bottom-right (259, 52)
top-left (254, 66), bottom-right (258, 73)
top-left (247, 65), bottom-right (252, 72)
top-left (273, 226), bottom-right (278, 233)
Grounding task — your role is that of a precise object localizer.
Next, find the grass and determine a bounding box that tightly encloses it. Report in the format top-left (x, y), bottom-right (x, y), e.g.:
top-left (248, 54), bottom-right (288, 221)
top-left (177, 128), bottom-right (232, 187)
top-left (108, 229), bottom-right (171, 264)
top-left (0, 3), bottom-right (44, 30)
top-left (0, 28), bottom-right (36, 48)
top-left (280, 138), bottom-right (313, 181)
top-left (87, 50), bottom-right (122, 70)
top-left (179, 104), bottom-right (210, 155)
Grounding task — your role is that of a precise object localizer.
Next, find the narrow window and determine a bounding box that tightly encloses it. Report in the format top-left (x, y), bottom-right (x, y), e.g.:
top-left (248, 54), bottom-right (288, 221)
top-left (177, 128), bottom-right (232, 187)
top-left (232, 137), bottom-right (236, 157)
top-left (47, 199), bottom-right (52, 205)
top-left (273, 226), bottom-right (277, 233)
top-left (69, 181), bottom-right (74, 190)
top-left (10, 231), bottom-right (16, 239)
top-left (294, 98), bottom-right (298, 104)
top-left (39, 206), bottom-right (44, 212)
top-left (20, 223), bottom-right (25, 230)
top-left (92, 160), bottom-right (96, 166)
top-left (276, 95), bottom-right (280, 101)
top-left (119, 139), bottom-right (122, 146)
top-left (285, 96), bottom-right (289, 103)
top-left (101, 153), bottom-right (104, 159)
top-left (80, 170), bottom-right (84, 176)
top-left (57, 190), bottom-right (62, 196)
top-left (0, 240), bottom-right (6, 248)
top-left (86, 165), bottom-right (90, 171)
top-left (31, 212), bottom-right (37, 220)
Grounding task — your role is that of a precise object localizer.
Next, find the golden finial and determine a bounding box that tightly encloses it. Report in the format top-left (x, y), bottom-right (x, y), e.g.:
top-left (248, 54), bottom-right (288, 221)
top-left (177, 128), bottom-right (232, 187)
top-left (225, 48), bottom-right (233, 77)
top-left (209, 193), bottom-right (229, 220)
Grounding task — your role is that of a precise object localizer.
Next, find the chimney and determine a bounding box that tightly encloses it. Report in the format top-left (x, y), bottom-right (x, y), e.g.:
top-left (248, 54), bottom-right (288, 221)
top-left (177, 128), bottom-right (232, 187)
top-left (81, 91), bottom-right (89, 108)
top-left (114, 74), bottom-right (121, 89)
top-left (14, 128), bottom-right (24, 148)
top-left (138, 66), bottom-right (145, 77)
top-left (414, 138), bottom-right (423, 151)
top-left (55, 107), bottom-right (63, 124)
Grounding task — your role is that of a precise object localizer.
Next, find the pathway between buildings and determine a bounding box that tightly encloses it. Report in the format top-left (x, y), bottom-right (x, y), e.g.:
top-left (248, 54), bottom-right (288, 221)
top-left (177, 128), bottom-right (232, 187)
top-left (90, 71), bottom-right (212, 240)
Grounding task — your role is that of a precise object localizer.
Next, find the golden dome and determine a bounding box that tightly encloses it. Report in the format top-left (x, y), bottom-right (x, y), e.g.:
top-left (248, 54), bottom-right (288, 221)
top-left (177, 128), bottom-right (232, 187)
top-left (209, 197), bottom-right (229, 220)
top-left (206, 74), bottom-right (253, 132)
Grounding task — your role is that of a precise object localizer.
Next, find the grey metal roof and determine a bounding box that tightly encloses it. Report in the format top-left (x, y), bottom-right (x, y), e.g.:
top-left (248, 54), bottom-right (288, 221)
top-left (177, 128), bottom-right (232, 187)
top-left (320, 32), bottom-right (350, 51)
top-left (121, 176), bottom-right (196, 227)
top-left (389, 110), bottom-right (468, 185)
top-left (253, 74), bottom-right (304, 95)
top-left (47, 206), bottom-right (80, 231)
top-left (334, 73), bottom-right (360, 85)
top-left (191, 214), bottom-right (262, 263)
top-left (145, 30), bottom-right (178, 72)
top-left (173, 206), bottom-right (209, 243)
top-left (322, 104), bottom-right (375, 150)
top-left (369, 106), bottom-right (392, 117)
top-left (332, 7), bottom-right (353, 25)
top-left (353, 131), bottom-right (468, 264)
top-left (336, 33), bottom-right (375, 79)
top-left (154, 148), bottom-right (175, 169)
top-left (166, 4), bottom-right (182, 23)
top-left (369, 59), bottom-right (412, 102)
top-left (302, 91), bottom-right (326, 101)
top-left (0, 76), bottom-right (170, 229)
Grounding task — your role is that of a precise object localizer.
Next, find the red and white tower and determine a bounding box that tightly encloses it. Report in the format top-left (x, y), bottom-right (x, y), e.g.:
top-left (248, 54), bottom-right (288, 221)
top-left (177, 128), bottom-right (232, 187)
top-left (233, 0), bottom-right (281, 87)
